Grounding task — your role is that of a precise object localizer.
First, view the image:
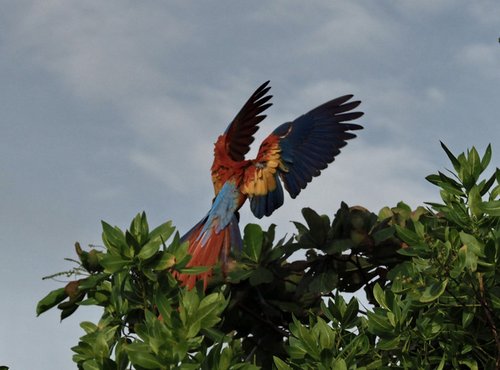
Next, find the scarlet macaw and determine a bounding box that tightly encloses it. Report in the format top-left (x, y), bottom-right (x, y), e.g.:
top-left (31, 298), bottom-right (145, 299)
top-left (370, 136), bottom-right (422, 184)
top-left (177, 81), bottom-right (363, 288)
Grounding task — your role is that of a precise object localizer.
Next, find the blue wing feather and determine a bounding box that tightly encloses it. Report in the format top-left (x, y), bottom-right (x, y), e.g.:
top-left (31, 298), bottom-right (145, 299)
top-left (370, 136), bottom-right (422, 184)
top-left (250, 174), bottom-right (284, 218)
top-left (199, 181), bottom-right (239, 243)
top-left (277, 95), bottom-right (363, 198)
top-left (247, 94), bottom-right (363, 218)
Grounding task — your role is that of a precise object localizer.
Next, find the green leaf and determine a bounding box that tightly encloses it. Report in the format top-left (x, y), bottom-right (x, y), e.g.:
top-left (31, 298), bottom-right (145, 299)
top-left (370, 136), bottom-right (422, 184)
top-left (468, 147), bottom-right (482, 180)
top-left (458, 245), bottom-right (478, 271)
top-left (218, 346), bottom-right (232, 370)
top-left (309, 271), bottom-right (338, 293)
top-left (468, 185), bottom-right (483, 217)
top-left (342, 298), bottom-right (359, 327)
top-left (78, 273), bottom-right (108, 290)
top-left (332, 358), bottom-right (347, 370)
top-left (148, 221), bottom-right (175, 245)
top-left (302, 207), bottom-right (327, 244)
top-left (367, 310), bottom-right (394, 337)
top-left (324, 239), bottom-right (355, 255)
top-left (60, 304), bottom-right (79, 321)
top-left (100, 254), bottom-right (131, 273)
top-left (81, 360), bottom-right (100, 370)
top-left (137, 239), bottom-right (161, 261)
top-left (372, 226), bottom-right (395, 243)
top-left (490, 184), bottom-right (500, 201)
top-left (273, 357), bottom-right (292, 370)
top-left (315, 317), bottom-right (334, 349)
top-left (377, 336), bottom-right (401, 350)
top-left (419, 279), bottom-right (448, 303)
top-left (243, 223), bottom-right (263, 262)
top-left (80, 321), bottom-right (98, 334)
top-left (438, 171), bottom-right (464, 192)
top-left (378, 206), bottom-right (393, 220)
top-left (459, 232), bottom-right (485, 257)
top-left (202, 327), bottom-right (226, 342)
top-left (227, 267), bottom-right (254, 283)
top-left (129, 212), bottom-right (149, 245)
top-left (115, 339), bottom-right (129, 370)
top-left (249, 266), bottom-right (274, 286)
top-left (373, 284), bottom-right (388, 310)
top-left (290, 317), bottom-right (321, 360)
top-left (460, 150), bottom-right (476, 190)
top-left (196, 292), bottom-right (227, 328)
top-left (125, 231), bottom-right (140, 256)
top-left (327, 295), bottom-right (346, 322)
top-left (78, 298), bottom-right (100, 306)
top-left (426, 174), bottom-right (464, 196)
top-left (155, 294), bottom-right (172, 323)
top-left (458, 359), bottom-right (478, 370)
top-left (292, 221), bottom-right (309, 236)
top-left (479, 170), bottom-right (497, 196)
top-left (440, 141), bottom-right (461, 172)
top-left (395, 225), bottom-right (420, 245)
top-left (462, 309), bottom-right (475, 328)
top-left (481, 144), bottom-right (492, 170)
top-left (478, 200), bottom-right (500, 216)
top-left (101, 221), bottom-right (126, 254)
top-left (153, 252), bottom-right (176, 270)
top-left (177, 266), bottom-right (210, 274)
top-left (127, 350), bottom-right (163, 369)
top-left (36, 288), bottom-right (68, 316)
top-left (170, 233), bottom-right (189, 261)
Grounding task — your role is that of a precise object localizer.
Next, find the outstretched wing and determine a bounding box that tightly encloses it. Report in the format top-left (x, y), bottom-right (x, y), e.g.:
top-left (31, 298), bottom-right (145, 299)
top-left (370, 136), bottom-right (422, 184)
top-left (220, 81), bottom-right (273, 162)
top-left (242, 94), bottom-right (363, 218)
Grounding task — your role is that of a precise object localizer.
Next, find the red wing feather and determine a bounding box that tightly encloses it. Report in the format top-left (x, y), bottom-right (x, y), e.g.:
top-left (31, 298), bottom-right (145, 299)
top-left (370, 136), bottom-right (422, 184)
top-left (243, 94), bottom-right (363, 218)
top-left (224, 81), bottom-right (273, 162)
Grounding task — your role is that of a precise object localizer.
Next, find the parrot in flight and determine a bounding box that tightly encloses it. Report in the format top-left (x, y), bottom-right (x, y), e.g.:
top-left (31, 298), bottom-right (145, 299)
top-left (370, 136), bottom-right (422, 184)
top-left (176, 81), bottom-right (363, 289)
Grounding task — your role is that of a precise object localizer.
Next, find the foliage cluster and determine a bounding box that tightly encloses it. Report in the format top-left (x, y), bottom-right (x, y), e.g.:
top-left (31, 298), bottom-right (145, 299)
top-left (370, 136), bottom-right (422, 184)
top-left (37, 144), bottom-right (500, 369)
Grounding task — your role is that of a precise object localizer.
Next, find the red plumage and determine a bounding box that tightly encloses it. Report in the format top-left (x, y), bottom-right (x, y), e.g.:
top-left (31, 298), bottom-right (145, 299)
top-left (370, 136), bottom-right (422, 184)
top-left (175, 81), bottom-right (363, 289)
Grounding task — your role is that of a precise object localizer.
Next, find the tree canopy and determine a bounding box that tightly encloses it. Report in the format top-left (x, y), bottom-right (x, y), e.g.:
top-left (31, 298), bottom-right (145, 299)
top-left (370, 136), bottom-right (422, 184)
top-left (36, 143), bottom-right (500, 369)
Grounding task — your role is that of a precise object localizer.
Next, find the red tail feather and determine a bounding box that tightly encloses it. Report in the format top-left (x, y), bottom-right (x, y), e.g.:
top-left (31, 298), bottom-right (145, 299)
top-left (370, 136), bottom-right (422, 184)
top-left (175, 224), bottom-right (231, 290)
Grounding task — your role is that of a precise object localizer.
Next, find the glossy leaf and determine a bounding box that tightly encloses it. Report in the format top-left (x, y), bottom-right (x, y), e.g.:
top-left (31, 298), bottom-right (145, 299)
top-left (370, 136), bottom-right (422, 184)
top-left (148, 221), bottom-right (175, 245)
top-left (80, 321), bottom-right (98, 334)
top-left (395, 225), bottom-right (420, 245)
top-left (101, 221), bottom-right (126, 254)
top-left (440, 141), bottom-right (461, 172)
top-left (137, 239), bottom-right (161, 261)
top-left (37, 143), bottom-right (500, 369)
top-left (372, 226), bottom-right (395, 243)
top-left (459, 232), bottom-right (484, 257)
top-left (153, 252), bottom-right (176, 270)
top-left (373, 284), bottom-right (388, 310)
top-left (481, 144), bottom-right (492, 170)
top-left (478, 200), bottom-right (500, 216)
top-left (249, 266), bottom-right (274, 286)
top-left (367, 310), bottom-right (394, 337)
top-left (100, 254), bottom-right (130, 273)
top-left (332, 358), bottom-right (347, 370)
top-left (419, 279), bottom-right (448, 303)
top-left (127, 350), bottom-right (163, 369)
top-left (273, 357), bottom-right (292, 370)
top-left (36, 288), bottom-right (68, 316)
top-left (243, 223), bottom-right (263, 262)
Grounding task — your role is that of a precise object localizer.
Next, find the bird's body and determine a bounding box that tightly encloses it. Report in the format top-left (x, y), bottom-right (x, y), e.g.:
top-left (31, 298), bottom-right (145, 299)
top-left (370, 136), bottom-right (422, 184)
top-left (176, 81), bottom-right (363, 289)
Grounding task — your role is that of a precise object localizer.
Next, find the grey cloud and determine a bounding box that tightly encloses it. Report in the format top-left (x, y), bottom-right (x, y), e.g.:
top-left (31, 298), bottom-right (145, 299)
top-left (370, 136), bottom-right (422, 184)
top-left (1, 1), bottom-right (499, 369)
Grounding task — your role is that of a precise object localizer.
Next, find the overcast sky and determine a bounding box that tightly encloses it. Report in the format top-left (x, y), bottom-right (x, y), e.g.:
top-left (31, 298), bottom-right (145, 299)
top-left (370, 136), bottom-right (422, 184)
top-left (1, 1), bottom-right (499, 368)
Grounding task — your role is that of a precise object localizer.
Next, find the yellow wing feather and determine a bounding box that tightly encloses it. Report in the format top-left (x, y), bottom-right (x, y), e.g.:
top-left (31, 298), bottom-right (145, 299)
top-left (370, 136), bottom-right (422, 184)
top-left (242, 141), bottom-right (283, 196)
